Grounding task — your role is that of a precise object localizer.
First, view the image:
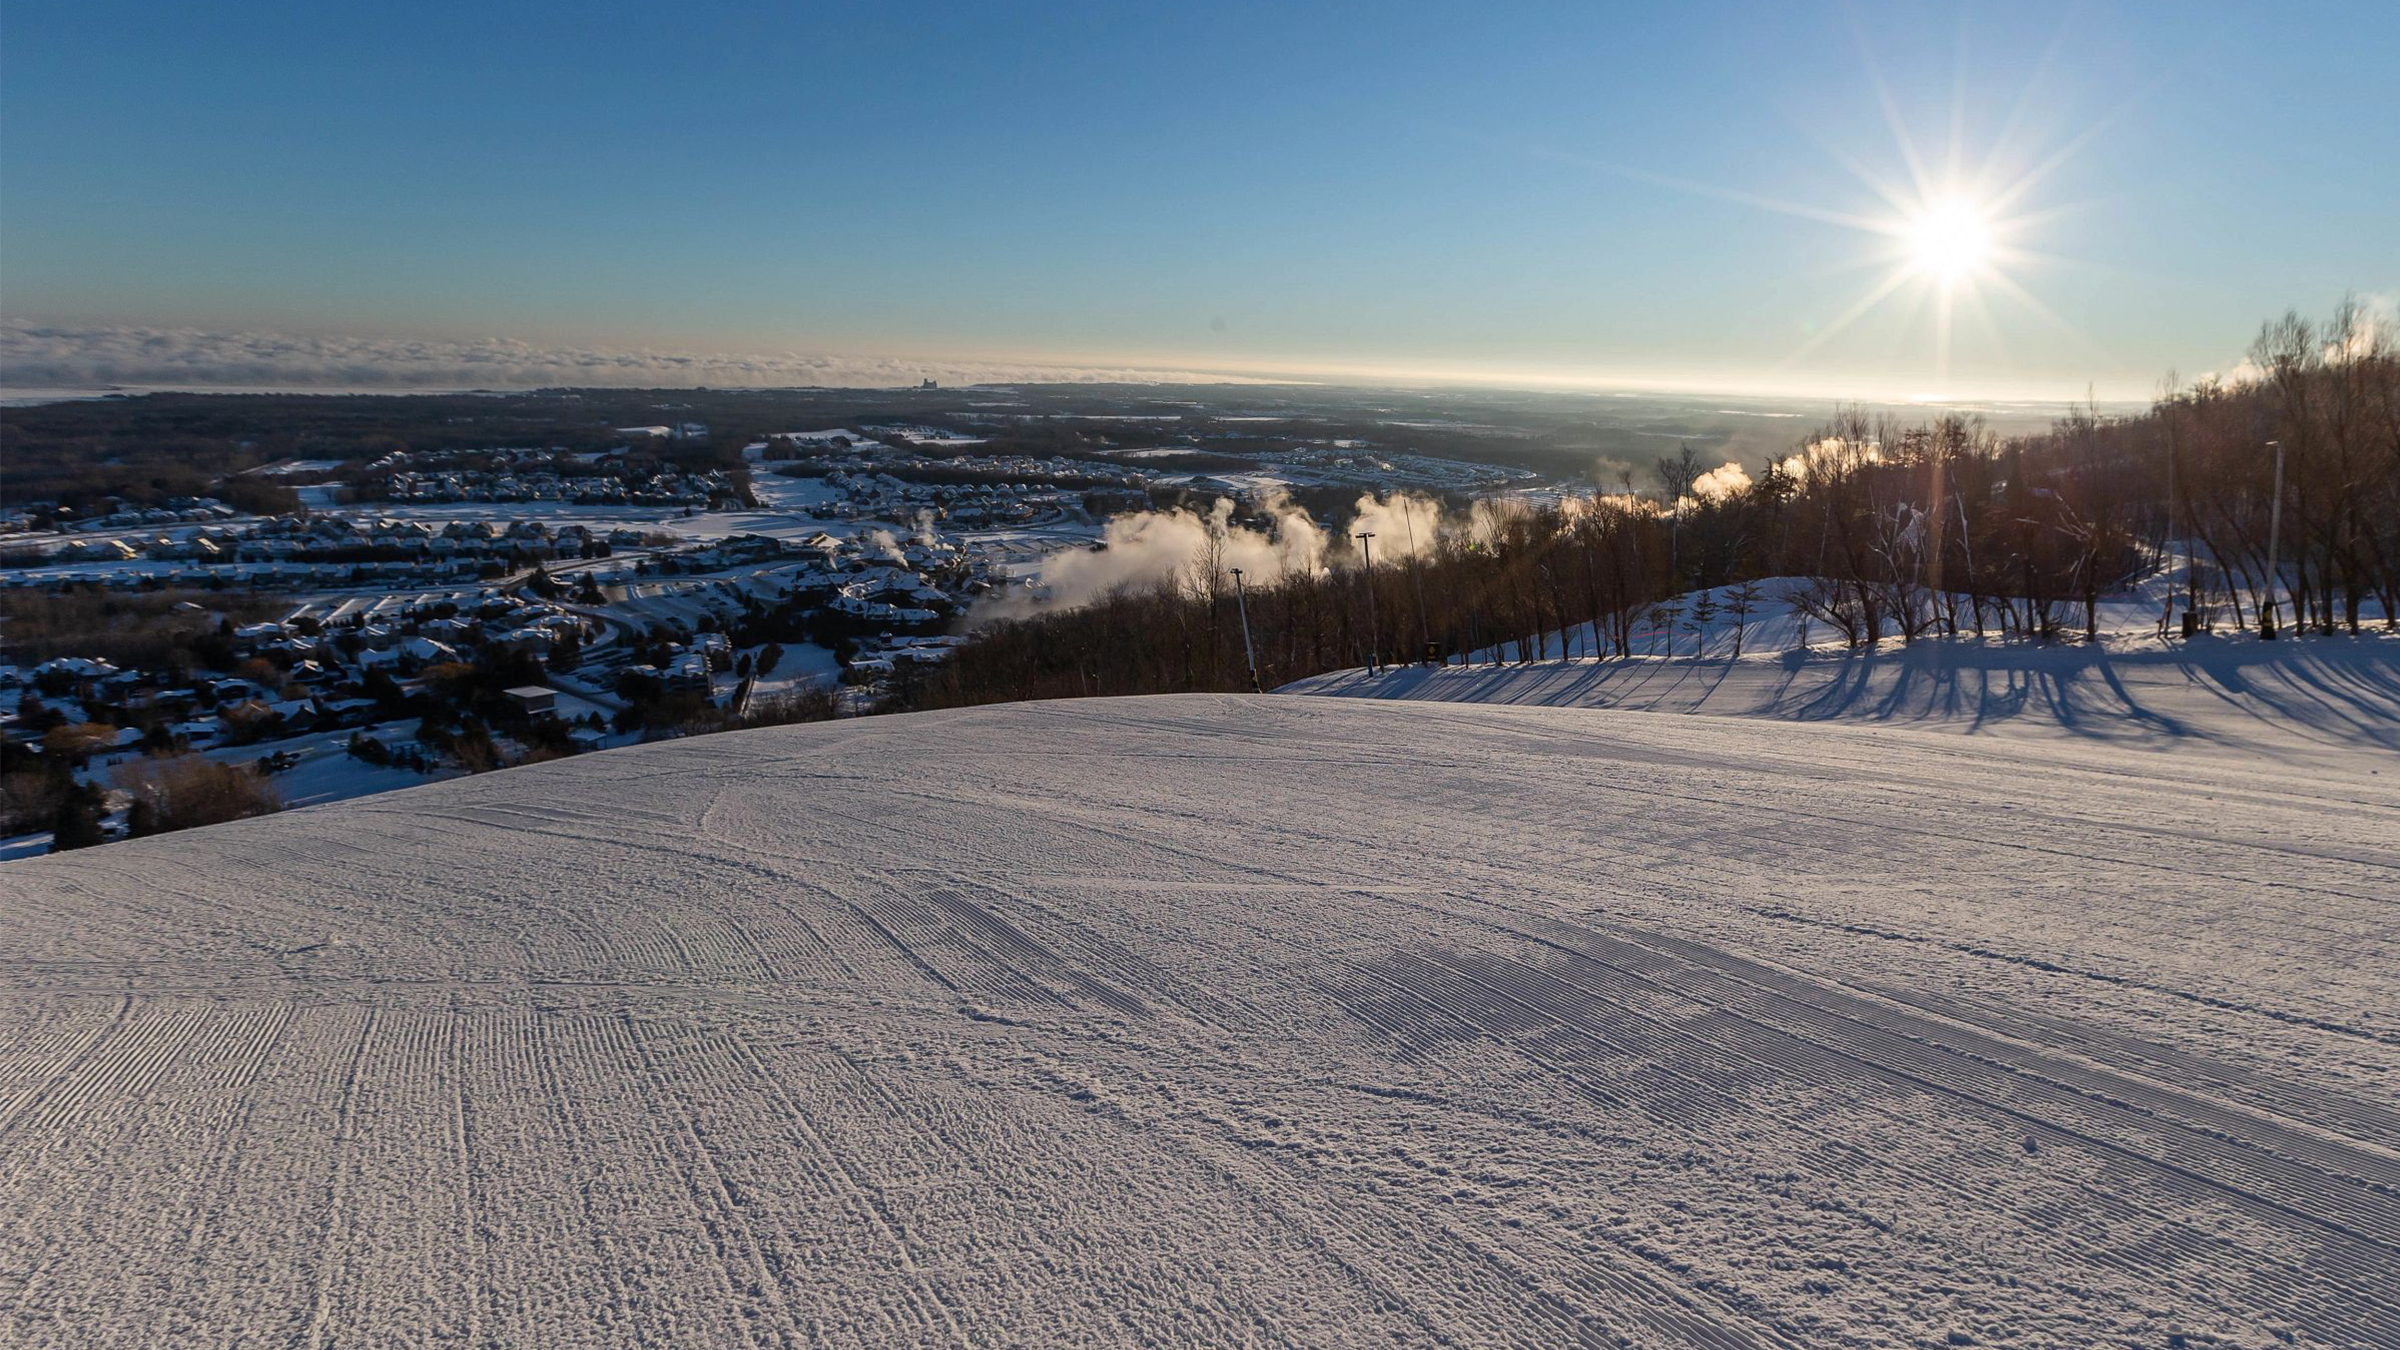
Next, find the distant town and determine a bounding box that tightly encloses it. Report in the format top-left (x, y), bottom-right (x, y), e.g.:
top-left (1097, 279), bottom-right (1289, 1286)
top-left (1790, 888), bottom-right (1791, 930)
top-left (2, 383), bottom-right (1618, 853)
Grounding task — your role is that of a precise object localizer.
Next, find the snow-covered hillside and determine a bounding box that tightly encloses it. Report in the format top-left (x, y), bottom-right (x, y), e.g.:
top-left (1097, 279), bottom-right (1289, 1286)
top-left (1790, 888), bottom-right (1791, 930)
top-left (1292, 570), bottom-right (2400, 756)
top-left (3, 693), bottom-right (2395, 1346)
top-left (1293, 631), bottom-right (2400, 754)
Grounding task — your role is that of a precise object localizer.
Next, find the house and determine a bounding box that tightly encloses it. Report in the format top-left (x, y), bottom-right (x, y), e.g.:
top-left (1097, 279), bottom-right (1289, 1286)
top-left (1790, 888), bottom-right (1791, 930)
top-left (397, 637), bottom-right (458, 666)
top-left (662, 652), bottom-right (710, 692)
top-left (37, 656), bottom-right (120, 685)
top-left (318, 697), bottom-right (378, 725)
top-left (266, 698), bottom-right (317, 730)
top-left (503, 686), bottom-right (557, 716)
top-left (216, 698), bottom-right (286, 737)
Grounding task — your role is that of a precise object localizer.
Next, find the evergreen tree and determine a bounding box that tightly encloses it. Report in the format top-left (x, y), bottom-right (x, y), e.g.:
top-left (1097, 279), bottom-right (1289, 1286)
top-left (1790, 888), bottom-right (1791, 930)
top-left (49, 780), bottom-right (107, 852)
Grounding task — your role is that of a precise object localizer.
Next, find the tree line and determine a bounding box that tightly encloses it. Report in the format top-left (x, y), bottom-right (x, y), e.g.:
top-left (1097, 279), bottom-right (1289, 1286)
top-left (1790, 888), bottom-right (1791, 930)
top-left (898, 303), bottom-right (2397, 710)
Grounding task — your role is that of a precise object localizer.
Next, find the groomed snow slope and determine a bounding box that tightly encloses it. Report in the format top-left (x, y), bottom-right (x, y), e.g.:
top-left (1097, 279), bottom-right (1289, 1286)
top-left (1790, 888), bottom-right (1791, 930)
top-left (4, 694), bottom-right (2397, 1348)
top-left (1290, 633), bottom-right (2400, 756)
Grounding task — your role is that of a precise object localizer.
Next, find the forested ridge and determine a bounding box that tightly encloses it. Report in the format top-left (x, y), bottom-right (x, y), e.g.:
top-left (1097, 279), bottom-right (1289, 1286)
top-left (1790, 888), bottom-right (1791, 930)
top-left (904, 304), bottom-right (2398, 710)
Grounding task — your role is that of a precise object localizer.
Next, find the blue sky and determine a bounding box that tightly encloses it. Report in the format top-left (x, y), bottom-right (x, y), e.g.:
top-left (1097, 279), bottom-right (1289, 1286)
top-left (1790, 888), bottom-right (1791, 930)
top-left (3, 1), bottom-right (2394, 398)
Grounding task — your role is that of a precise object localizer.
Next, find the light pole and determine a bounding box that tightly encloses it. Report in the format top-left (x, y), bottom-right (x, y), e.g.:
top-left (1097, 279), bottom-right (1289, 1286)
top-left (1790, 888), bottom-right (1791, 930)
top-left (1229, 566), bottom-right (1261, 693)
top-left (1355, 531), bottom-right (1380, 674)
top-left (2261, 439), bottom-right (2284, 640)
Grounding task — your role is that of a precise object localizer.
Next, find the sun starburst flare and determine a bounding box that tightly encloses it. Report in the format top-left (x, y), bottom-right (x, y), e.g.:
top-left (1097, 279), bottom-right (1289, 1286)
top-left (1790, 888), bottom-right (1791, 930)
top-left (1642, 18), bottom-right (2137, 398)
top-left (1901, 197), bottom-right (1997, 284)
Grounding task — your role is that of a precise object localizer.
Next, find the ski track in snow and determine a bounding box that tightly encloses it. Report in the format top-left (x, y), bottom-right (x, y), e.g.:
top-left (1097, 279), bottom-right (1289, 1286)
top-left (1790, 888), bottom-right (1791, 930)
top-left (2, 690), bottom-right (2396, 1348)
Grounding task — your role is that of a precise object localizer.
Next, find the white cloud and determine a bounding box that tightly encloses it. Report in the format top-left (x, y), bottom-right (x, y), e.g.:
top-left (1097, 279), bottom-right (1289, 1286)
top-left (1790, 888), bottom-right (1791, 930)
top-left (0, 320), bottom-right (1268, 392)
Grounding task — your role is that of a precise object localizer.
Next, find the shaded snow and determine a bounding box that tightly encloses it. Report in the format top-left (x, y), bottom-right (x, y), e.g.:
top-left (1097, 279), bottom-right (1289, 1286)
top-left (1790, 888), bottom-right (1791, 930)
top-left (2, 693), bottom-right (2395, 1346)
top-left (745, 640), bottom-right (840, 694)
top-left (1299, 568), bottom-right (2400, 758)
top-left (1294, 631), bottom-right (2400, 756)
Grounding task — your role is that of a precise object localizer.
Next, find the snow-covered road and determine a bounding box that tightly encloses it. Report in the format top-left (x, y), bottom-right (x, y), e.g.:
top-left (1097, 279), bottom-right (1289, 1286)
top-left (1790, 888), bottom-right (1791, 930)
top-left (3, 694), bottom-right (2395, 1346)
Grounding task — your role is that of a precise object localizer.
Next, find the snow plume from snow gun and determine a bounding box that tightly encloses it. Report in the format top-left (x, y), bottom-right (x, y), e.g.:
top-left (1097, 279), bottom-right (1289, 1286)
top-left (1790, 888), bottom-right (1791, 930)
top-left (984, 491), bottom-right (1325, 616)
top-left (1343, 490), bottom-right (1453, 560)
top-left (1686, 461), bottom-right (1752, 504)
top-left (981, 489), bottom-right (1474, 619)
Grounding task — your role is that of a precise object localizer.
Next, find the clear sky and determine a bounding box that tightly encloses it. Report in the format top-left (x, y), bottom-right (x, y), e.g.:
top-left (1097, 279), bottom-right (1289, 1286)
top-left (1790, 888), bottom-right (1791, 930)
top-left (3, 0), bottom-right (2394, 400)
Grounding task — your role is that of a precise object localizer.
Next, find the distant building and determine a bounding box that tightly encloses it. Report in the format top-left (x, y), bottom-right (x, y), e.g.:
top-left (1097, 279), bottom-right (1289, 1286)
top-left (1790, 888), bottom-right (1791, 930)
top-left (503, 686), bottom-right (557, 716)
top-left (662, 653), bottom-right (710, 692)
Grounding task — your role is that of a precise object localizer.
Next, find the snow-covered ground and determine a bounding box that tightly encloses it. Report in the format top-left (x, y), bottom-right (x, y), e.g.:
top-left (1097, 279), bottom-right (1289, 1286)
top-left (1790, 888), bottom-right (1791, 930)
top-left (1295, 630), bottom-right (2400, 756)
top-left (744, 640), bottom-right (841, 695)
top-left (1295, 570), bottom-right (2400, 758)
top-left (2, 686), bottom-right (2395, 1346)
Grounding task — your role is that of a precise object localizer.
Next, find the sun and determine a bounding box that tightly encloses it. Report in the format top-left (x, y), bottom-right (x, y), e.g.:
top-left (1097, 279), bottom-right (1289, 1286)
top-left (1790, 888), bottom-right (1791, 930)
top-left (1555, 30), bottom-right (2103, 393)
top-left (1904, 197), bottom-right (1995, 284)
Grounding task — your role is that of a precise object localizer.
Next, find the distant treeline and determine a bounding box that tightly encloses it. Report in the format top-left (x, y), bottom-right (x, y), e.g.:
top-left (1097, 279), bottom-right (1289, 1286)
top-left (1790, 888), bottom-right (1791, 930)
top-left (900, 303), bottom-right (2398, 709)
top-left (0, 388), bottom-right (969, 515)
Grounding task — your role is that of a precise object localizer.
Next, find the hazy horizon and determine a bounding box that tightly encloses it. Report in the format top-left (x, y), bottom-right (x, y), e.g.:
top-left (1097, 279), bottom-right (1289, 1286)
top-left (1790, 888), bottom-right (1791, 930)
top-left (5, 1), bottom-right (2395, 403)
top-left (0, 316), bottom-right (2273, 409)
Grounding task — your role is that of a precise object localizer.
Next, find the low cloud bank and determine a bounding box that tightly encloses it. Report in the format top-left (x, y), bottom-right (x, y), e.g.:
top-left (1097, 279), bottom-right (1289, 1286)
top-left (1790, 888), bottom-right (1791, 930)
top-left (0, 320), bottom-right (1258, 392)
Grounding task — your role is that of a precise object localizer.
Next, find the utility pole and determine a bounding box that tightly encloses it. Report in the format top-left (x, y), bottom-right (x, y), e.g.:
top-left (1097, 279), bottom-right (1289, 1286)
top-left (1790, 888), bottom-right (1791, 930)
top-left (1400, 497), bottom-right (1432, 663)
top-left (2261, 439), bottom-right (2284, 640)
top-left (1230, 566), bottom-right (1261, 693)
top-left (1355, 531), bottom-right (1380, 674)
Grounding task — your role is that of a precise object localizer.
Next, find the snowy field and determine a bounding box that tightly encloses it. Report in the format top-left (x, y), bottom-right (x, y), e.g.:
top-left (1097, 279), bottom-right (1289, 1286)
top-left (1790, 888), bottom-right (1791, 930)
top-left (3, 686), bottom-right (2396, 1346)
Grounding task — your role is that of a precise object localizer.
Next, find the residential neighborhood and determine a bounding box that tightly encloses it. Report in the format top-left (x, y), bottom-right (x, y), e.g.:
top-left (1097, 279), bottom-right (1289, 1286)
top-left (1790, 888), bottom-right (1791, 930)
top-left (3, 389), bottom-right (1571, 855)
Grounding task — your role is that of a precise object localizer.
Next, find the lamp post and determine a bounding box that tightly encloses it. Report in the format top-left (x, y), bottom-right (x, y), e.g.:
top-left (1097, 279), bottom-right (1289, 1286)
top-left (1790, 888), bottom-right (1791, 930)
top-left (1355, 531), bottom-right (1379, 674)
top-left (1230, 567), bottom-right (1261, 693)
top-left (2261, 439), bottom-right (2284, 640)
